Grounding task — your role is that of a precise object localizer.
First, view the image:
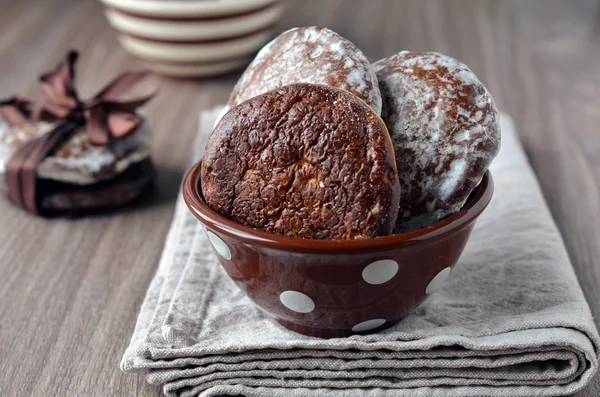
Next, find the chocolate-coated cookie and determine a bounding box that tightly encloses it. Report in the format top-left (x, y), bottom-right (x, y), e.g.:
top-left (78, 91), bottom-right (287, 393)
top-left (374, 51), bottom-right (501, 231)
top-left (0, 120), bottom-right (152, 186)
top-left (228, 26), bottom-right (382, 114)
top-left (203, 83), bottom-right (400, 240)
top-left (0, 120), bottom-right (154, 214)
top-left (39, 159), bottom-right (155, 214)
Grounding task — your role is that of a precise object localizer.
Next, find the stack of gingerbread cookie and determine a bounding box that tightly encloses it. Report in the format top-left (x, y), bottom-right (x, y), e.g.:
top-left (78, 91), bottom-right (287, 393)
top-left (202, 26), bottom-right (501, 238)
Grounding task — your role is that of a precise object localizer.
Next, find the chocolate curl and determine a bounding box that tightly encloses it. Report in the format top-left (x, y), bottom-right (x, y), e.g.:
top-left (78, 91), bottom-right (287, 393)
top-left (6, 121), bottom-right (76, 213)
top-left (5, 138), bottom-right (37, 205)
top-left (84, 71), bottom-right (155, 145)
top-left (3, 53), bottom-right (155, 144)
top-left (85, 103), bottom-right (143, 146)
top-left (1, 50), bottom-right (157, 215)
top-left (0, 97), bottom-right (32, 125)
top-left (93, 70), bottom-right (151, 101)
top-left (0, 97), bottom-right (66, 125)
top-left (39, 51), bottom-right (79, 109)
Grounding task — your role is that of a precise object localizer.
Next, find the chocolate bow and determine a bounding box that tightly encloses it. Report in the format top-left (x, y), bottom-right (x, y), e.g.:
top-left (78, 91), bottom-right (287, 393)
top-left (0, 50), bottom-right (155, 214)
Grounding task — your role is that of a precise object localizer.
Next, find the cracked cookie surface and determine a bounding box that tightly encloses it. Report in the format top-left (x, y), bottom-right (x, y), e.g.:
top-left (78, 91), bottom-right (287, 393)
top-left (203, 83), bottom-right (400, 240)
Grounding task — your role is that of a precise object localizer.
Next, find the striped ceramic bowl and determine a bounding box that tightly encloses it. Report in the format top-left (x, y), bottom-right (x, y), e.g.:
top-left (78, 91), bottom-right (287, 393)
top-left (100, 0), bottom-right (284, 77)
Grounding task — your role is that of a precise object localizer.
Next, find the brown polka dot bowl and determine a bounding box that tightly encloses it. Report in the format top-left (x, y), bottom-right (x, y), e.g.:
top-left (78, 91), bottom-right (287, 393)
top-left (183, 161), bottom-right (494, 338)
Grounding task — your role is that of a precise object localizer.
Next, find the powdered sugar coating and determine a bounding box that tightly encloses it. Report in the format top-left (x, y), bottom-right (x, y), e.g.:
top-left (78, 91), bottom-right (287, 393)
top-left (228, 26), bottom-right (382, 114)
top-left (0, 122), bottom-right (53, 175)
top-left (374, 51), bottom-right (501, 231)
top-left (0, 120), bottom-right (152, 185)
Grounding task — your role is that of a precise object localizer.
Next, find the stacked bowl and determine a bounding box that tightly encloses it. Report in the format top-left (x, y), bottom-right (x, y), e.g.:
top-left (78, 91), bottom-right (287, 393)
top-left (100, 0), bottom-right (284, 77)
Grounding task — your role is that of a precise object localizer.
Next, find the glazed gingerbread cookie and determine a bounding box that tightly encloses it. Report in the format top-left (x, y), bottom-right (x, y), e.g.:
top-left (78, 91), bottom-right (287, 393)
top-left (203, 83), bottom-right (400, 240)
top-left (374, 51), bottom-right (501, 231)
top-left (0, 121), bottom-right (152, 185)
top-left (228, 27), bottom-right (382, 114)
top-left (0, 119), bottom-right (154, 213)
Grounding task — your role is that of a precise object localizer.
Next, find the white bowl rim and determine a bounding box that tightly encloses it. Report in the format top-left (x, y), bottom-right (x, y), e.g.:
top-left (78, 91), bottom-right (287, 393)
top-left (100, 0), bottom-right (279, 17)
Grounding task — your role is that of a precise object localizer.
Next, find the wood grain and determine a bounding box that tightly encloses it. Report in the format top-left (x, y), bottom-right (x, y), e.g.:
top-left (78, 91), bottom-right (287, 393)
top-left (0, 0), bottom-right (598, 396)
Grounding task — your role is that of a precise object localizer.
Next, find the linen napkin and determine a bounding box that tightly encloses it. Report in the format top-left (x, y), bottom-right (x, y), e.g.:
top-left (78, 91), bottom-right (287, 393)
top-left (121, 107), bottom-right (600, 397)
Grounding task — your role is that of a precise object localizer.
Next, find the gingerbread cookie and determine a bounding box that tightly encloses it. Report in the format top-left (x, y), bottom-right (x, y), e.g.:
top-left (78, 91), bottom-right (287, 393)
top-left (228, 27), bottom-right (382, 114)
top-left (0, 120), bottom-right (154, 213)
top-left (374, 51), bottom-right (501, 231)
top-left (0, 50), bottom-right (155, 215)
top-left (0, 120), bottom-right (152, 186)
top-left (203, 83), bottom-right (400, 240)
top-left (38, 159), bottom-right (154, 213)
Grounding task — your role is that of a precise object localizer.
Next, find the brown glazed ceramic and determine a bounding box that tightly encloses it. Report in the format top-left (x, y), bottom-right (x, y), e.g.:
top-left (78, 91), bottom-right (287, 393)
top-left (183, 160), bottom-right (494, 338)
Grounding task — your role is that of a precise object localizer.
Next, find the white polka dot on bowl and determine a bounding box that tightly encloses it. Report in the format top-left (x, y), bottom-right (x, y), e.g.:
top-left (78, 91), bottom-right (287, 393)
top-left (206, 231), bottom-right (232, 260)
top-left (362, 259), bottom-right (399, 285)
top-left (426, 267), bottom-right (452, 295)
top-left (279, 290), bottom-right (315, 313)
top-left (352, 318), bottom-right (386, 332)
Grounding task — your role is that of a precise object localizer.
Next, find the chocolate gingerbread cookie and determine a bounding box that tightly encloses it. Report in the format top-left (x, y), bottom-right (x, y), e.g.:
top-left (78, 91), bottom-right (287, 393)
top-left (0, 50), bottom-right (156, 215)
top-left (203, 83), bottom-right (400, 240)
top-left (39, 159), bottom-right (155, 214)
top-left (228, 27), bottom-right (382, 114)
top-left (0, 120), bottom-right (154, 214)
top-left (0, 120), bottom-right (152, 186)
top-left (374, 51), bottom-right (501, 231)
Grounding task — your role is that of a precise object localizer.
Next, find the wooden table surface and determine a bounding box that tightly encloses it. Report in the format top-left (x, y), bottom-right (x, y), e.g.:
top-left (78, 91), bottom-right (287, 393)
top-left (1, 0), bottom-right (599, 396)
